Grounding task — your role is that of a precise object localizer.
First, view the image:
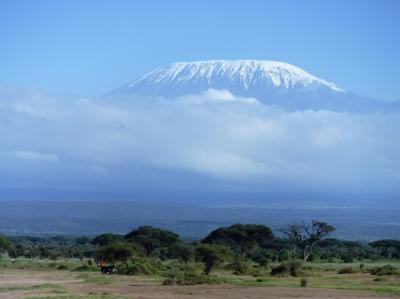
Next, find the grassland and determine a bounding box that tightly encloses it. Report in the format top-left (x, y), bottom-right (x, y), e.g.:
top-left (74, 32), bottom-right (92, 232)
top-left (0, 258), bottom-right (399, 298)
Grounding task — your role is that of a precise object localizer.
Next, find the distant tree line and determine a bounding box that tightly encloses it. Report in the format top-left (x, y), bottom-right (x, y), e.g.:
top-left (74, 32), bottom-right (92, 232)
top-left (1, 221), bottom-right (400, 275)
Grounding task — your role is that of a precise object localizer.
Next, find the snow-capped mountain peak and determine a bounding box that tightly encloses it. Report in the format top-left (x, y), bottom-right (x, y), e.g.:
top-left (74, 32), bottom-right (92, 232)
top-left (110, 60), bottom-right (393, 112)
top-left (122, 60), bottom-right (345, 96)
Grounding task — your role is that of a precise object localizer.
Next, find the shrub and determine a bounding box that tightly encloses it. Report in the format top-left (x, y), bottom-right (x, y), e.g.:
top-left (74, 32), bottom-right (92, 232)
top-left (121, 257), bottom-right (164, 275)
top-left (195, 244), bottom-right (231, 275)
top-left (369, 265), bottom-right (399, 276)
top-left (162, 277), bottom-right (175, 285)
top-left (163, 265), bottom-right (222, 285)
top-left (168, 243), bottom-right (195, 264)
top-left (251, 266), bottom-right (269, 277)
top-left (56, 264), bottom-right (68, 270)
top-left (337, 267), bottom-right (356, 274)
top-left (229, 257), bottom-right (253, 275)
top-left (271, 261), bottom-right (302, 277)
top-left (300, 278), bottom-right (308, 287)
top-left (341, 254), bottom-right (354, 263)
top-left (257, 257), bottom-right (271, 267)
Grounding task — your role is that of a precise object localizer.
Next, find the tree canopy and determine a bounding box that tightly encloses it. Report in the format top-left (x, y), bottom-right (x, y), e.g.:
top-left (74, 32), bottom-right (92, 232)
top-left (124, 226), bottom-right (181, 256)
top-left (98, 242), bottom-right (136, 264)
top-left (92, 233), bottom-right (124, 246)
top-left (195, 243), bottom-right (231, 275)
top-left (203, 224), bottom-right (274, 257)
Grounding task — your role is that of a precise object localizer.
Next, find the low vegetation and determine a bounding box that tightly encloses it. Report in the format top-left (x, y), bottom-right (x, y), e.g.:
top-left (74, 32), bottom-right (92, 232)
top-left (1, 220), bottom-right (400, 296)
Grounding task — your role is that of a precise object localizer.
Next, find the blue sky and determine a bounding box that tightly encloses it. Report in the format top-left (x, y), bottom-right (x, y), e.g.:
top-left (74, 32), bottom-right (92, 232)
top-left (0, 1), bottom-right (400, 198)
top-left (1, 0), bottom-right (399, 100)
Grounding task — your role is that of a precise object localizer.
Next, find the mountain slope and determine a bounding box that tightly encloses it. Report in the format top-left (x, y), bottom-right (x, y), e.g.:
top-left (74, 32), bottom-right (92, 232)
top-left (111, 60), bottom-right (392, 112)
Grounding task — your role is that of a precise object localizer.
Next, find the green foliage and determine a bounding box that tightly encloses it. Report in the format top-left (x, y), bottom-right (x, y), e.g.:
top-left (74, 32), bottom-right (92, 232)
top-left (124, 226), bottom-right (181, 256)
top-left (119, 257), bottom-right (164, 275)
top-left (1, 222), bottom-right (400, 274)
top-left (195, 243), bottom-right (231, 275)
top-left (337, 267), bottom-right (357, 274)
top-left (92, 233), bottom-right (124, 246)
top-left (369, 265), bottom-right (399, 276)
top-left (56, 264), bottom-right (68, 270)
top-left (202, 224), bottom-right (274, 257)
top-left (370, 240), bottom-right (400, 259)
top-left (97, 242), bottom-right (136, 263)
top-left (0, 234), bottom-right (12, 260)
top-left (163, 264), bottom-right (222, 285)
top-left (0, 234), bottom-right (12, 250)
top-left (168, 243), bottom-right (195, 263)
top-left (228, 257), bottom-right (254, 275)
top-left (270, 261), bottom-right (303, 277)
top-left (300, 277), bottom-right (308, 287)
top-left (8, 235), bottom-right (97, 259)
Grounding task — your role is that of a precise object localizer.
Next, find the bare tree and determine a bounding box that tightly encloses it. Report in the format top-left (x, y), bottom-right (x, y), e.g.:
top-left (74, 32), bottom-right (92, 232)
top-left (280, 220), bottom-right (335, 261)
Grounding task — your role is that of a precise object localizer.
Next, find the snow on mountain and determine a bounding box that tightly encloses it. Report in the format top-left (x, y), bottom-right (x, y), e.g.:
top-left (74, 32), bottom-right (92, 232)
top-left (110, 60), bottom-right (391, 112)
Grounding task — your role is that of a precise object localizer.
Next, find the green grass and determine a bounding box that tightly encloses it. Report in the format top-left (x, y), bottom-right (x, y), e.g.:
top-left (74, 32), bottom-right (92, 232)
top-left (1, 257), bottom-right (87, 271)
top-left (219, 262), bottom-right (400, 296)
top-left (2, 258), bottom-right (400, 296)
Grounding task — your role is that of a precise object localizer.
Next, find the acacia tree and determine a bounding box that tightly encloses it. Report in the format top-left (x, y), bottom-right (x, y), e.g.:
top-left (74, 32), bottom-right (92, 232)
top-left (280, 220), bottom-right (335, 261)
top-left (195, 244), bottom-right (230, 275)
top-left (124, 226), bottom-right (181, 256)
top-left (202, 224), bottom-right (274, 257)
top-left (92, 233), bottom-right (124, 246)
top-left (98, 242), bottom-right (136, 266)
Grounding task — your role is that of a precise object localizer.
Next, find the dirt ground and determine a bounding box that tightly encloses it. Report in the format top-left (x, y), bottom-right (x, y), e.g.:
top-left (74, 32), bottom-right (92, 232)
top-left (0, 268), bottom-right (398, 299)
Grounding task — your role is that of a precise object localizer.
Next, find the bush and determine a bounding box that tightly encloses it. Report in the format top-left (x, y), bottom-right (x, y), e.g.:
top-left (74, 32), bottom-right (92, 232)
top-left (162, 277), bottom-right (175, 285)
top-left (251, 266), bottom-right (269, 277)
top-left (195, 244), bottom-right (231, 275)
top-left (369, 265), bottom-right (399, 276)
top-left (256, 257), bottom-right (271, 267)
top-left (56, 264), bottom-right (68, 270)
top-left (163, 268), bottom-right (222, 285)
top-left (341, 254), bottom-right (354, 263)
top-left (228, 257), bottom-right (253, 275)
top-left (121, 257), bottom-right (164, 275)
top-left (270, 261), bottom-right (302, 277)
top-left (300, 278), bottom-right (308, 287)
top-left (337, 267), bottom-right (357, 274)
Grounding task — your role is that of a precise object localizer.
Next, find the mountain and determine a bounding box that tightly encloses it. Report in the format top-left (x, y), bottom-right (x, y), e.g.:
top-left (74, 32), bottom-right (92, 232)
top-left (111, 60), bottom-right (394, 112)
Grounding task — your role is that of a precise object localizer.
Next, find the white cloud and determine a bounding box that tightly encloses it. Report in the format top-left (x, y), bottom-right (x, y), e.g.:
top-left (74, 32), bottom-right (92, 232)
top-left (7, 150), bottom-right (59, 163)
top-left (0, 85), bottom-right (399, 193)
top-left (175, 88), bottom-right (259, 105)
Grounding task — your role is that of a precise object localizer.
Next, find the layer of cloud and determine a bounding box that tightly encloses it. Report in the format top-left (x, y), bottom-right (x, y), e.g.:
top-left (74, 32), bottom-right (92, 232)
top-left (0, 85), bottom-right (399, 193)
top-left (5, 150), bottom-right (59, 163)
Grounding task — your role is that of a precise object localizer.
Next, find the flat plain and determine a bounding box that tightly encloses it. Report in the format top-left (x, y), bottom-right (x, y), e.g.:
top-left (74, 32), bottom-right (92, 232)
top-left (1, 260), bottom-right (400, 299)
